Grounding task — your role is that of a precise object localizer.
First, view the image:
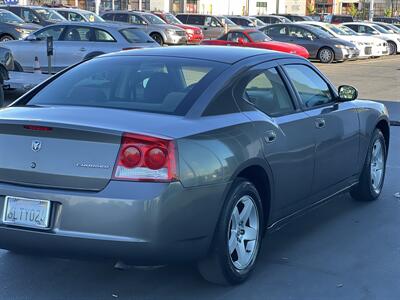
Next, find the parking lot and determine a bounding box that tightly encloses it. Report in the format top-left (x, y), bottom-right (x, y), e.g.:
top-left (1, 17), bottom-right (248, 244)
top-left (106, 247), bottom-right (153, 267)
top-left (0, 53), bottom-right (399, 300)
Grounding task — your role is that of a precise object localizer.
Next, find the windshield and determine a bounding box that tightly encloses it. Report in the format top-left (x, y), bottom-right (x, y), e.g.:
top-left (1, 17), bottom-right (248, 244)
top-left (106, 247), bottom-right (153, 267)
top-left (82, 12), bottom-right (104, 22)
top-left (33, 8), bottom-right (66, 22)
top-left (248, 31), bottom-right (271, 42)
top-left (338, 25), bottom-right (357, 35)
top-left (307, 26), bottom-right (335, 38)
top-left (25, 56), bottom-right (227, 116)
top-left (143, 14), bottom-right (165, 24)
top-left (386, 24), bottom-right (400, 33)
top-left (218, 16), bottom-right (235, 25)
top-left (326, 24), bottom-right (351, 35)
top-left (252, 18), bottom-right (265, 26)
top-left (372, 25), bottom-right (389, 33)
top-left (0, 10), bottom-right (25, 24)
top-left (120, 28), bottom-right (155, 43)
top-left (164, 13), bottom-right (182, 25)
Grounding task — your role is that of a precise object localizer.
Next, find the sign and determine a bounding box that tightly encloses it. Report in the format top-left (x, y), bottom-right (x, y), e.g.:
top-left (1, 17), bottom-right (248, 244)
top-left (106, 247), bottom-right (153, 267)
top-left (3, 0), bottom-right (19, 4)
top-left (46, 36), bottom-right (53, 56)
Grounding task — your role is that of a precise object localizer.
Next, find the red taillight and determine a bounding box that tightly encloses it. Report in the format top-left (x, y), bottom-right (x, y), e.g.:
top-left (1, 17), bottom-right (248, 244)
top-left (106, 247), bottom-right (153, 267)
top-left (113, 133), bottom-right (177, 182)
top-left (23, 125), bottom-right (52, 131)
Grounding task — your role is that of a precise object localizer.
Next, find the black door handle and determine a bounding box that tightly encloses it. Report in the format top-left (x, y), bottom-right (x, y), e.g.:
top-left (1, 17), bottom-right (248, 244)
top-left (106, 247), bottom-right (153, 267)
top-left (264, 130), bottom-right (277, 143)
top-left (315, 118), bottom-right (326, 129)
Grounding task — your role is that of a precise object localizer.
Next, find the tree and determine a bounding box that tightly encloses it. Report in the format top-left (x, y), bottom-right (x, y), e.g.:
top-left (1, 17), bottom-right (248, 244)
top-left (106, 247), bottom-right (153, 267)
top-left (348, 3), bottom-right (358, 17)
top-left (384, 8), bottom-right (393, 16)
top-left (307, 3), bottom-right (316, 15)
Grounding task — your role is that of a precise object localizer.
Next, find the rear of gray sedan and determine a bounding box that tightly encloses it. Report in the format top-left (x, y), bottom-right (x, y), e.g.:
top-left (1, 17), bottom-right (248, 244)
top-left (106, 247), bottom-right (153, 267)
top-left (0, 52), bottom-right (233, 264)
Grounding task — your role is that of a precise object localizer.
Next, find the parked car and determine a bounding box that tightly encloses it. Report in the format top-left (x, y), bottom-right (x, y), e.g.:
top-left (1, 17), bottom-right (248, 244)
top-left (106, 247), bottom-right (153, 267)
top-left (0, 5), bottom-right (66, 26)
top-left (176, 13), bottom-right (231, 39)
top-left (248, 16), bottom-right (267, 28)
top-left (301, 21), bottom-right (386, 58)
top-left (253, 15), bottom-right (291, 24)
top-left (226, 16), bottom-right (257, 28)
top-left (101, 11), bottom-right (186, 45)
top-left (373, 16), bottom-right (400, 24)
top-left (201, 29), bottom-right (309, 58)
top-left (342, 22), bottom-right (400, 55)
top-left (373, 21), bottom-right (400, 34)
top-left (0, 9), bottom-right (41, 42)
top-left (152, 11), bottom-right (203, 44)
top-left (337, 24), bottom-right (390, 56)
top-left (0, 46), bottom-right (389, 285)
top-left (324, 14), bottom-right (353, 24)
top-left (2, 22), bottom-right (159, 73)
top-left (261, 23), bottom-right (359, 63)
top-left (308, 13), bottom-right (328, 22)
top-left (275, 14), bottom-right (313, 22)
top-left (53, 8), bottom-right (105, 22)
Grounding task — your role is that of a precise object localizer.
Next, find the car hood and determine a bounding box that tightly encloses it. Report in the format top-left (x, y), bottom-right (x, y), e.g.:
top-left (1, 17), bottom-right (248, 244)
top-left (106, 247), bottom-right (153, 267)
top-left (173, 23), bottom-right (201, 31)
top-left (15, 23), bottom-right (42, 30)
top-left (260, 40), bottom-right (307, 51)
top-left (156, 24), bottom-right (186, 31)
top-left (329, 37), bottom-right (357, 47)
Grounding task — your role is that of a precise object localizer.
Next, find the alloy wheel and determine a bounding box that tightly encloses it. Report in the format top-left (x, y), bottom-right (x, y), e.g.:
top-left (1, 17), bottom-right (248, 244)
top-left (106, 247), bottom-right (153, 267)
top-left (319, 48), bottom-right (333, 63)
top-left (370, 139), bottom-right (385, 193)
top-left (227, 195), bottom-right (259, 270)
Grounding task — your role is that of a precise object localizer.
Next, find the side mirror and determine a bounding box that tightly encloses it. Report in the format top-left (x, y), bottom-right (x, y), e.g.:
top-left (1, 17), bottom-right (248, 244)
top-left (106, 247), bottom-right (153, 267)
top-left (25, 34), bottom-right (37, 41)
top-left (238, 37), bottom-right (245, 44)
top-left (338, 85), bottom-right (358, 101)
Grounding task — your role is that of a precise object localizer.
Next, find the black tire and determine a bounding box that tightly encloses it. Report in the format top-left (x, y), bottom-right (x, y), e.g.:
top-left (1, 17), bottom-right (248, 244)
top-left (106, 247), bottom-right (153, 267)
top-left (0, 83), bottom-right (4, 108)
top-left (387, 41), bottom-right (397, 55)
top-left (197, 178), bottom-right (264, 285)
top-left (0, 35), bottom-right (13, 42)
top-left (351, 129), bottom-right (387, 202)
top-left (83, 52), bottom-right (104, 61)
top-left (318, 47), bottom-right (335, 63)
top-left (150, 33), bottom-right (164, 46)
top-left (13, 61), bottom-right (23, 72)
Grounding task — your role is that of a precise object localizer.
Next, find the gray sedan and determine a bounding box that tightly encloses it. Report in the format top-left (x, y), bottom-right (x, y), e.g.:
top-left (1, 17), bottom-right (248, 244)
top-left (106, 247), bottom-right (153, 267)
top-left (0, 9), bottom-right (41, 42)
top-left (0, 47), bottom-right (389, 285)
top-left (2, 22), bottom-right (158, 73)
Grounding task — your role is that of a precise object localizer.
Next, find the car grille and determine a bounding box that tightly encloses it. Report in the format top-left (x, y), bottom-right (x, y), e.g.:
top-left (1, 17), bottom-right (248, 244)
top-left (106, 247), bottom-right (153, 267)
top-left (365, 47), bottom-right (372, 55)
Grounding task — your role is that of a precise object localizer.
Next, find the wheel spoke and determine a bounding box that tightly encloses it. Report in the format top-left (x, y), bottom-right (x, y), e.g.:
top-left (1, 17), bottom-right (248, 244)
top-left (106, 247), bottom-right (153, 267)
top-left (235, 241), bottom-right (250, 266)
top-left (243, 226), bottom-right (257, 241)
top-left (240, 199), bottom-right (253, 223)
top-left (228, 232), bottom-right (237, 254)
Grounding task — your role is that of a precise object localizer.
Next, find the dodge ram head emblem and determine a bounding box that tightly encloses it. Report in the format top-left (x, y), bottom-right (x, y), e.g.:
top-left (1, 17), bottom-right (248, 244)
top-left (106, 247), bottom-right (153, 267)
top-left (32, 140), bottom-right (42, 152)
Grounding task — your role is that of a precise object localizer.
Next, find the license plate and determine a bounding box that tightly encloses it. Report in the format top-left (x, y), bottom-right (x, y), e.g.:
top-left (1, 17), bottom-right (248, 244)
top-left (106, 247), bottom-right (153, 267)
top-left (2, 196), bottom-right (51, 229)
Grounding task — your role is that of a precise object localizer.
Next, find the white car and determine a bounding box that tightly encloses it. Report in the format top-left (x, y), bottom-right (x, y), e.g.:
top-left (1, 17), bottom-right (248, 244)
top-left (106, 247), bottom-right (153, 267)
top-left (342, 22), bottom-right (400, 55)
top-left (300, 21), bottom-right (387, 58)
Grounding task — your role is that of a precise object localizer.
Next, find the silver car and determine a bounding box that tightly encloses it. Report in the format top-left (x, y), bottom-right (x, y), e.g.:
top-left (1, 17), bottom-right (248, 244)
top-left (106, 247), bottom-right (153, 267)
top-left (0, 47), bottom-right (390, 285)
top-left (101, 11), bottom-right (187, 45)
top-left (2, 22), bottom-right (159, 73)
top-left (53, 8), bottom-right (105, 23)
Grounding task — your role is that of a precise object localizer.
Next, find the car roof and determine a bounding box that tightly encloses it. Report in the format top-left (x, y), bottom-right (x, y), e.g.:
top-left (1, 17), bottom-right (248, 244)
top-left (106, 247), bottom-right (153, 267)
top-left (102, 46), bottom-right (291, 64)
top-left (46, 21), bottom-right (140, 29)
top-left (53, 8), bottom-right (92, 12)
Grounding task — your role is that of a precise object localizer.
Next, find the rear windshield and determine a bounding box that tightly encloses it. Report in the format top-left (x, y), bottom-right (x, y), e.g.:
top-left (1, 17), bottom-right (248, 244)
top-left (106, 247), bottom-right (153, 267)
top-left (25, 56), bottom-right (227, 116)
top-left (120, 28), bottom-right (155, 43)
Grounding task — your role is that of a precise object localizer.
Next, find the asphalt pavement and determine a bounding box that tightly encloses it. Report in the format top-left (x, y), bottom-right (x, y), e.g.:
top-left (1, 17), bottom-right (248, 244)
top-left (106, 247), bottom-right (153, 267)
top-left (0, 56), bottom-right (399, 300)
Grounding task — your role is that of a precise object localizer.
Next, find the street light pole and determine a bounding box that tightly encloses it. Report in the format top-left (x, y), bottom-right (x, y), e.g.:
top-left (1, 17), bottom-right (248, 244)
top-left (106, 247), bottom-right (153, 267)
top-left (369, 0), bottom-right (374, 20)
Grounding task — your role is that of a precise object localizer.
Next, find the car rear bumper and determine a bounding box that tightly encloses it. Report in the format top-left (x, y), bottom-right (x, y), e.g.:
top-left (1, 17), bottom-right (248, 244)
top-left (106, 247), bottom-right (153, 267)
top-left (0, 180), bottom-right (228, 264)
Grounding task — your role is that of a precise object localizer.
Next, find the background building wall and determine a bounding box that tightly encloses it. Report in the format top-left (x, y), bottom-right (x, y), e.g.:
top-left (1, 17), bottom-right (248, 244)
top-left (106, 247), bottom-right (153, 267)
top-left (284, 0), bottom-right (307, 13)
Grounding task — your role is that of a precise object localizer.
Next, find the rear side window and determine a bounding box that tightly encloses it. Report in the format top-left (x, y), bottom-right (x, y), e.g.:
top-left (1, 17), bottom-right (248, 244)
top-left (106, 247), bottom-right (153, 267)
top-left (114, 13), bottom-right (128, 22)
top-left (94, 29), bottom-right (115, 42)
top-left (120, 29), bottom-right (153, 43)
top-left (241, 68), bottom-right (295, 117)
top-left (175, 14), bottom-right (187, 23)
top-left (25, 57), bottom-right (227, 116)
top-left (187, 15), bottom-right (205, 25)
top-left (283, 64), bottom-right (333, 108)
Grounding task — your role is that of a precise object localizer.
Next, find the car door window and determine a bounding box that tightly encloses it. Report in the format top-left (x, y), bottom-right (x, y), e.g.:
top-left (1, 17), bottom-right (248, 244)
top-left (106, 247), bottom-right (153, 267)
top-left (187, 15), bottom-right (205, 26)
top-left (102, 13), bottom-right (114, 21)
top-left (21, 8), bottom-right (40, 23)
top-left (288, 26), bottom-right (315, 40)
top-left (35, 26), bottom-right (65, 41)
top-left (265, 25), bottom-right (287, 36)
top-left (130, 15), bottom-right (146, 25)
top-left (345, 24), bottom-right (358, 32)
top-left (242, 68), bottom-right (295, 117)
top-left (94, 29), bottom-right (115, 42)
top-left (205, 16), bottom-right (220, 27)
top-left (227, 32), bottom-right (249, 42)
top-left (284, 64), bottom-right (333, 108)
top-left (114, 13), bottom-right (128, 22)
top-left (68, 12), bottom-right (84, 22)
top-left (63, 26), bottom-right (92, 41)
